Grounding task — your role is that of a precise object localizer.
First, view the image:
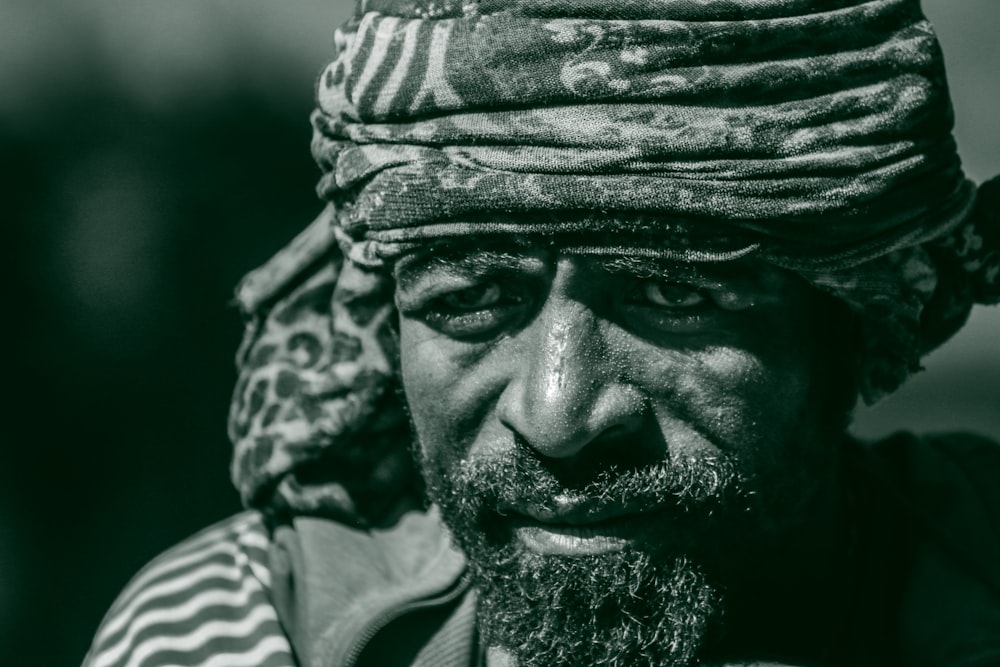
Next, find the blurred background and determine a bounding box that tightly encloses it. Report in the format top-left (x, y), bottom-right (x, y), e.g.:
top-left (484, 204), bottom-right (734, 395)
top-left (1, 1), bottom-right (997, 664)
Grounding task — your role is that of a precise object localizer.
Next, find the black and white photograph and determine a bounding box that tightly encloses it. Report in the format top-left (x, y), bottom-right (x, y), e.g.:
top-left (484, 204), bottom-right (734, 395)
top-left (3, 1), bottom-right (999, 665)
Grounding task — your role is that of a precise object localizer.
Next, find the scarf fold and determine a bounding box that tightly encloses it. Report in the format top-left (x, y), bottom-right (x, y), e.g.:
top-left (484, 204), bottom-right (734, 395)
top-left (313, 0), bottom-right (973, 272)
top-left (227, 0), bottom-right (999, 524)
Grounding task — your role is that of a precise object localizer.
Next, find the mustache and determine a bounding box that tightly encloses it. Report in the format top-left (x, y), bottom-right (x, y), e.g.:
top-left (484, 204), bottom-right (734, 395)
top-left (435, 445), bottom-right (749, 521)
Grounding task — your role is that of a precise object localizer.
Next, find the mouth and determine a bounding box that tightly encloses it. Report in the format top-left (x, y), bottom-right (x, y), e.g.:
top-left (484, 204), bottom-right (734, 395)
top-left (498, 499), bottom-right (675, 556)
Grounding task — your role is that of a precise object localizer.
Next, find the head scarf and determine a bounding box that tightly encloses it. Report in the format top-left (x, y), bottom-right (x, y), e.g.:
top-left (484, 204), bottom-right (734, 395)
top-left (229, 0), bottom-right (1000, 525)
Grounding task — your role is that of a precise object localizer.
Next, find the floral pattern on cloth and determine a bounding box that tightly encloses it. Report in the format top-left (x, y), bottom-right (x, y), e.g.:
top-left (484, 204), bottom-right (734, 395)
top-left (228, 220), bottom-right (419, 525)
top-left (312, 0), bottom-right (974, 269)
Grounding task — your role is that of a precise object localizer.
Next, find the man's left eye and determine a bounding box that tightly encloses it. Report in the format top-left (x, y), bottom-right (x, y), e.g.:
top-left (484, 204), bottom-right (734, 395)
top-left (635, 282), bottom-right (707, 309)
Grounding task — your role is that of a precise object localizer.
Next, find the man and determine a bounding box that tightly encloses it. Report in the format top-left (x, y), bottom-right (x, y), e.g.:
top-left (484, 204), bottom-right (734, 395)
top-left (85, 0), bottom-right (1000, 665)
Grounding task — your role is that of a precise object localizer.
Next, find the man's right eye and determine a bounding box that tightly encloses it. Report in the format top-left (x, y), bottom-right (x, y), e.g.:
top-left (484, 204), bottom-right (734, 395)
top-left (417, 281), bottom-right (527, 339)
top-left (438, 283), bottom-right (504, 310)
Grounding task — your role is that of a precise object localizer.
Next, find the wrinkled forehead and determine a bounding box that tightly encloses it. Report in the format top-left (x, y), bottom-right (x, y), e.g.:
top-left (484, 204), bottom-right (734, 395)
top-left (392, 232), bottom-right (812, 300)
top-left (383, 211), bottom-right (767, 270)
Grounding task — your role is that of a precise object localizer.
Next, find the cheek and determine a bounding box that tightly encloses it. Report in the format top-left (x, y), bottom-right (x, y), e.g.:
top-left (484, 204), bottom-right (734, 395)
top-left (399, 326), bottom-right (451, 433)
top-left (399, 322), bottom-right (501, 461)
top-left (644, 343), bottom-right (817, 455)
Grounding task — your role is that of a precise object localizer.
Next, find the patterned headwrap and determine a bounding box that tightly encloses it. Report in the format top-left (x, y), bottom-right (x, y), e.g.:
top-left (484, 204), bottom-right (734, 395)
top-left (228, 0), bottom-right (1000, 526)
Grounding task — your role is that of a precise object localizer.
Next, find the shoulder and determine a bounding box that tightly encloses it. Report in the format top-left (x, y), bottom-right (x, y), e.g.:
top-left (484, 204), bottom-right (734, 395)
top-left (858, 431), bottom-right (1000, 567)
top-left (83, 511), bottom-right (296, 667)
top-left (858, 432), bottom-right (1000, 667)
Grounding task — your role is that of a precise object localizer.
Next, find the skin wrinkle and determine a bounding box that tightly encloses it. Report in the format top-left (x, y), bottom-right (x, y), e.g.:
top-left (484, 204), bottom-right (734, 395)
top-left (397, 239), bottom-right (852, 665)
top-left (511, 281), bottom-right (626, 458)
top-left (209, 3), bottom-right (999, 659)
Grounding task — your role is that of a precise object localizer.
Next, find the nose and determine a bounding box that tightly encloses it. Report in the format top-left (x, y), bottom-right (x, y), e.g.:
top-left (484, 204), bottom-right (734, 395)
top-left (496, 298), bottom-right (645, 460)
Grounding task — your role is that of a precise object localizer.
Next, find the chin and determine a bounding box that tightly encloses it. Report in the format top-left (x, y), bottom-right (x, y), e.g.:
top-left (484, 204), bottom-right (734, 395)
top-left (417, 415), bottom-right (839, 666)
top-left (423, 452), bottom-right (736, 666)
top-left (471, 543), bottom-right (724, 667)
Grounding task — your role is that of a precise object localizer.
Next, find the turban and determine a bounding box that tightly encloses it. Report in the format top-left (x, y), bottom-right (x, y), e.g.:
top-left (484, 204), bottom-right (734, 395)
top-left (228, 0), bottom-right (1000, 525)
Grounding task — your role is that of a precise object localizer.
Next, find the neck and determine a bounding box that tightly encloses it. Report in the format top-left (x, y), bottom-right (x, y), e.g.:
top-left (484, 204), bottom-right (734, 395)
top-left (485, 645), bottom-right (516, 667)
top-left (709, 458), bottom-right (851, 664)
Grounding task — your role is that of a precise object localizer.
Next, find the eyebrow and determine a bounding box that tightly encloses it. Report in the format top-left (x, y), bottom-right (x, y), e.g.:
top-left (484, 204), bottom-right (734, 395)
top-left (394, 244), bottom-right (550, 292)
top-left (393, 241), bottom-right (773, 295)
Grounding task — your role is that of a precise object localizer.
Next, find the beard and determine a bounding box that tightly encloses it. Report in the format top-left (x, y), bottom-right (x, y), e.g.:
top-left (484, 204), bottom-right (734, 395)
top-left (418, 442), bottom-right (803, 667)
top-left (475, 547), bottom-right (717, 666)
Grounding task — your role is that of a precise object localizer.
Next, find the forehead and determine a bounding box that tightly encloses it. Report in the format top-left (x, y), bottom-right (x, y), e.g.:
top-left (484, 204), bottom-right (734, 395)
top-left (392, 236), bottom-right (805, 297)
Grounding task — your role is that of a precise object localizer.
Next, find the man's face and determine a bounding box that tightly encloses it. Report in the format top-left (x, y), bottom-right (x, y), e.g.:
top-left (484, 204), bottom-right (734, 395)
top-left (395, 240), bottom-right (843, 666)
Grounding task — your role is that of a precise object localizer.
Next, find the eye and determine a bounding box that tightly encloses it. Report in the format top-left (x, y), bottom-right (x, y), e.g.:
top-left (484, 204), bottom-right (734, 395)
top-left (439, 283), bottom-right (503, 311)
top-left (636, 282), bottom-right (707, 309)
top-left (416, 281), bottom-right (528, 339)
top-left (620, 280), bottom-right (718, 336)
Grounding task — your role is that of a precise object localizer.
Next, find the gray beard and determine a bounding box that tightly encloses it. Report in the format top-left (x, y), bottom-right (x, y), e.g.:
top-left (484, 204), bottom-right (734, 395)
top-left (474, 548), bottom-right (720, 667)
top-left (421, 449), bottom-right (772, 667)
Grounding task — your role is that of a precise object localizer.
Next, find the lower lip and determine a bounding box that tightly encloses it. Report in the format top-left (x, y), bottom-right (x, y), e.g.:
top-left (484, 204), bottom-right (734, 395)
top-left (510, 515), bottom-right (660, 556)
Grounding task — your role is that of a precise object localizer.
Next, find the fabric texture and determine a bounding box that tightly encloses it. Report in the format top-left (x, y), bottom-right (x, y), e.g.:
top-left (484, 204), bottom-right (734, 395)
top-left (267, 507), bottom-right (474, 667)
top-left (228, 0), bottom-right (998, 526)
top-left (228, 226), bottom-right (420, 525)
top-left (83, 512), bottom-right (295, 667)
top-left (316, 0), bottom-right (972, 268)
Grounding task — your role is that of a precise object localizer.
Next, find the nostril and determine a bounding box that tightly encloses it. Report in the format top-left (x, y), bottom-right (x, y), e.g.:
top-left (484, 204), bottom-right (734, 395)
top-left (511, 420), bottom-right (664, 490)
top-left (497, 362), bottom-right (650, 459)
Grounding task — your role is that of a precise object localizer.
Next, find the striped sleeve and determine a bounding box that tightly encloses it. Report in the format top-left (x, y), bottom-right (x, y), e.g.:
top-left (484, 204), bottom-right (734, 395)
top-left (83, 512), bottom-right (297, 667)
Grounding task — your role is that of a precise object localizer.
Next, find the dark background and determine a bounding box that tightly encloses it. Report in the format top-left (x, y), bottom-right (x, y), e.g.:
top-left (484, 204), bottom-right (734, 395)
top-left (1, 2), bottom-right (997, 665)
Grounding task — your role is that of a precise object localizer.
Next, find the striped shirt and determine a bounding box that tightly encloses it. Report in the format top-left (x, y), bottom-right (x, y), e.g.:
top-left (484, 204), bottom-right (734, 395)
top-left (83, 512), bottom-right (296, 667)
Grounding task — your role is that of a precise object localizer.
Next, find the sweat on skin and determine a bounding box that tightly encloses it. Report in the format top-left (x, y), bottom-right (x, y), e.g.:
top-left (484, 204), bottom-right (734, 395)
top-left (396, 242), bottom-right (850, 664)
